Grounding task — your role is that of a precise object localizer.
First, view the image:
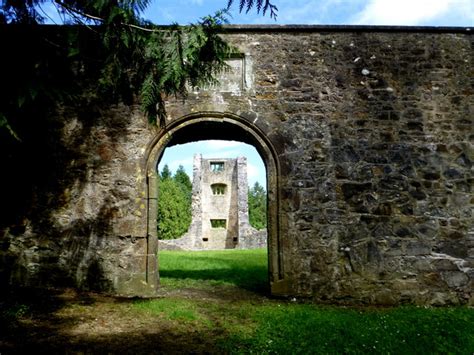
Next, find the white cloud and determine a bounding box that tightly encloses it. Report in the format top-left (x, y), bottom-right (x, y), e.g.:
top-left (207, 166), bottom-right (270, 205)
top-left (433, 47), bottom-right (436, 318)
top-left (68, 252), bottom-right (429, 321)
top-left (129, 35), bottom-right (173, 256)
top-left (144, 0), bottom-right (472, 26)
top-left (247, 163), bottom-right (259, 179)
top-left (353, 0), bottom-right (473, 26)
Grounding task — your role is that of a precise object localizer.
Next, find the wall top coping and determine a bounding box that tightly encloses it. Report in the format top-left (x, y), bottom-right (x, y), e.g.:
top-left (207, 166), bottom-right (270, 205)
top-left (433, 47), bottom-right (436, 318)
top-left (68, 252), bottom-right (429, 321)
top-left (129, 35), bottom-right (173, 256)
top-left (1, 24), bottom-right (471, 35)
top-left (221, 24), bottom-right (472, 34)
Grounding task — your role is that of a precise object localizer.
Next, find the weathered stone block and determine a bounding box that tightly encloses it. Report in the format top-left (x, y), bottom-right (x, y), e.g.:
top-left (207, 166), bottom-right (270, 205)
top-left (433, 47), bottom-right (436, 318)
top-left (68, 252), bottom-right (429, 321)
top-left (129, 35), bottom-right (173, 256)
top-left (441, 271), bottom-right (469, 288)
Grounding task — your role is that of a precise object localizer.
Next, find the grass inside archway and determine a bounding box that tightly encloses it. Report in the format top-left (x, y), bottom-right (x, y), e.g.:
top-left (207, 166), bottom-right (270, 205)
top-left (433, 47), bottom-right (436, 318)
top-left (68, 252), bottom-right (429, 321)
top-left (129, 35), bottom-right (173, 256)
top-left (159, 248), bottom-right (268, 293)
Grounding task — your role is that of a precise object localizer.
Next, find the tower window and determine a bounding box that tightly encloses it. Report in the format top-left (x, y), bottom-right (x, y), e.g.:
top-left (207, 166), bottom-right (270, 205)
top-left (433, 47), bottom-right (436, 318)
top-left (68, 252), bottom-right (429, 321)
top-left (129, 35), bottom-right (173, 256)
top-left (210, 219), bottom-right (226, 228)
top-left (210, 162), bottom-right (224, 172)
top-left (211, 183), bottom-right (226, 195)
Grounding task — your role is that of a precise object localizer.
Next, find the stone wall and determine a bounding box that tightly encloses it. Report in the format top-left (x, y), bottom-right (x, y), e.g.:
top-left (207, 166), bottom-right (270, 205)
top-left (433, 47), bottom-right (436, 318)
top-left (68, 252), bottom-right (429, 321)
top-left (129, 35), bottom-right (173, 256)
top-left (0, 25), bottom-right (472, 304)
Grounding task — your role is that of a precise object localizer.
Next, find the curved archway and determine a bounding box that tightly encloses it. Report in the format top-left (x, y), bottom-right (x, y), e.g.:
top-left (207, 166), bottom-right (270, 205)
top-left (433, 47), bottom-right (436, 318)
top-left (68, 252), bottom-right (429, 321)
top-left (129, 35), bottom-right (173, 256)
top-left (145, 112), bottom-right (284, 293)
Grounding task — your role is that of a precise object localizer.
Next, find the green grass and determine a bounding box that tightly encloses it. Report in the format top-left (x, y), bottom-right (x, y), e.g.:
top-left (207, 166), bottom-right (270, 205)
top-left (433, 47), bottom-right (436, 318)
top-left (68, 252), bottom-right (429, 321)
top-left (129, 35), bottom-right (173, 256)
top-left (132, 298), bottom-right (474, 354)
top-left (221, 304), bottom-right (474, 354)
top-left (153, 249), bottom-right (474, 354)
top-left (132, 297), bottom-right (474, 354)
top-left (158, 248), bottom-right (268, 292)
top-left (2, 250), bottom-right (472, 354)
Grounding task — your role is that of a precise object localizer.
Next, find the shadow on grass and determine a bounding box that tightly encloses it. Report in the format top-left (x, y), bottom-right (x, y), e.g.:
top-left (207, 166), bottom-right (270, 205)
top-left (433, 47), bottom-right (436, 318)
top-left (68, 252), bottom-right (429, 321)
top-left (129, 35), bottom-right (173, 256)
top-left (159, 252), bottom-right (269, 293)
top-left (0, 287), bottom-right (225, 354)
top-left (0, 287), bottom-right (92, 353)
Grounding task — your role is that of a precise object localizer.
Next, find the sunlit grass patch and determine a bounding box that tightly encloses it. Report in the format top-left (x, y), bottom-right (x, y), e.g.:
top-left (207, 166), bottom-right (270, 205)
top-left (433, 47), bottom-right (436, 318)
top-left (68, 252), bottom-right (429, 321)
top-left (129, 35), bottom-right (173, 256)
top-left (219, 304), bottom-right (474, 354)
top-left (158, 248), bottom-right (268, 292)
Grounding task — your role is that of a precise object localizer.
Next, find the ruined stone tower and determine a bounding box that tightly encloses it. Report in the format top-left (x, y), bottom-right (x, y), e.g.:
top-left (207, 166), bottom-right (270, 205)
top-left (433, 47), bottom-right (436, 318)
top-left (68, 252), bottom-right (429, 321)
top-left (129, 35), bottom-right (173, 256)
top-left (193, 154), bottom-right (248, 249)
top-left (159, 154), bottom-right (267, 250)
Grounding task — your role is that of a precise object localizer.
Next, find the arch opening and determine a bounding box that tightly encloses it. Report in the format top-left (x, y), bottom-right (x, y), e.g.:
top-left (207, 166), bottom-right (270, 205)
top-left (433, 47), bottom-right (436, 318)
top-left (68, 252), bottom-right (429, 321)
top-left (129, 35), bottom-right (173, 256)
top-left (145, 113), bottom-right (283, 294)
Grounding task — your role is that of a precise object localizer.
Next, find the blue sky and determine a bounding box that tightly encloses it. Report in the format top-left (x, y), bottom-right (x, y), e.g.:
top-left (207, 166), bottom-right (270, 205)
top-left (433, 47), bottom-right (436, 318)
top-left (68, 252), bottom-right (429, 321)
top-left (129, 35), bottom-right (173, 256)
top-left (142, 0), bottom-right (473, 26)
top-left (40, 1), bottom-right (473, 30)
top-left (40, 1), bottom-right (473, 188)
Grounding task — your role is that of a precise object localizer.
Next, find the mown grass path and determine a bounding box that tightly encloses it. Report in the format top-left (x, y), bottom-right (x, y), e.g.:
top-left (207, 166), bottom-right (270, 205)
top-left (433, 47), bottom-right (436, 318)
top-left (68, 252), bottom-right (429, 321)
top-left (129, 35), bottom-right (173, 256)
top-left (1, 249), bottom-right (473, 354)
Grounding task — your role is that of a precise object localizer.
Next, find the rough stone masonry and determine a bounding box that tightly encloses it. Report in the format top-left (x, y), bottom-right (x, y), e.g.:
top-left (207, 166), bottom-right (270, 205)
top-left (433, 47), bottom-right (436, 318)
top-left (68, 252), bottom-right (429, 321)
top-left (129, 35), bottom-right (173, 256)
top-left (0, 25), bottom-right (472, 305)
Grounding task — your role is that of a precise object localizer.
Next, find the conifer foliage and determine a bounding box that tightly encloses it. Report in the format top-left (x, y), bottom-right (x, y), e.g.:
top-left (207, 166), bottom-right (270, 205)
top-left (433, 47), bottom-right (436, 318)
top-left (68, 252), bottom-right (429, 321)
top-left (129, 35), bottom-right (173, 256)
top-left (248, 181), bottom-right (267, 230)
top-left (0, 0), bottom-right (277, 138)
top-left (1, 1), bottom-right (235, 128)
top-left (227, 0), bottom-right (278, 19)
top-left (157, 164), bottom-right (193, 240)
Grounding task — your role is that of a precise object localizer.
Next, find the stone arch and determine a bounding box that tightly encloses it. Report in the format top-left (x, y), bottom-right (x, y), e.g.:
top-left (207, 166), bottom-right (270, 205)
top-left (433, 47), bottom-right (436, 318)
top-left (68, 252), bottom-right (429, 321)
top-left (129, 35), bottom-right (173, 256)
top-left (144, 111), bottom-right (285, 294)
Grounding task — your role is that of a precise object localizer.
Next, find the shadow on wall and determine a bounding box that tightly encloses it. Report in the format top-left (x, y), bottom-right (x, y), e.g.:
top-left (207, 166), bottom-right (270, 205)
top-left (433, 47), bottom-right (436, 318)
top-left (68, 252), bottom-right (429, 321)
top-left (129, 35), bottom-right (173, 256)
top-left (0, 27), bottom-right (136, 291)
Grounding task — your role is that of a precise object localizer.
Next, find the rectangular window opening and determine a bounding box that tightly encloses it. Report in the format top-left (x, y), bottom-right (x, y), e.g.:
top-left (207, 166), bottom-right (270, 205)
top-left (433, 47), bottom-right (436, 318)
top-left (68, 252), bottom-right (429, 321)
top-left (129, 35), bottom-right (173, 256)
top-left (210, 162), bottom-right (224, 172)
top-left (202, 238), bottom-right (208, 242)
top-left (210, 219), bottom-right (226, 228)
top-left (211, 184), bottom-right (226, 195)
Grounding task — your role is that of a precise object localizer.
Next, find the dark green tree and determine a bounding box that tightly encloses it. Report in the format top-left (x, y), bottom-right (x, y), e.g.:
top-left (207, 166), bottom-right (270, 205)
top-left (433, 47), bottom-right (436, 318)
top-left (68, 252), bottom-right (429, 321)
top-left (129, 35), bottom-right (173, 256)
top-left (174, 165), bottom-right (192, 203)
top-left (0, 0), bottom-right (276, 229)
top-left (248, 181), bottom-right (267, 230)
top-left (160, 164), bottom-right (172, 180)
top-left (157, 165), bottom-right (193, 239)
top-left (157, 177), bottom-right (191, 239)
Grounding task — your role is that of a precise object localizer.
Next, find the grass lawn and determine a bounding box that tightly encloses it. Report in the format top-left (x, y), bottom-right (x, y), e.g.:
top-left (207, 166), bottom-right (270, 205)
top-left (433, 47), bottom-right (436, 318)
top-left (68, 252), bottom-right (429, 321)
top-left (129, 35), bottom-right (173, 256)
top-left (158, 248), bottom-right (269, 292)
top-left (1, 249), bottom-right (473, 353)
top-left (150, 249), bottom-right (474, 354)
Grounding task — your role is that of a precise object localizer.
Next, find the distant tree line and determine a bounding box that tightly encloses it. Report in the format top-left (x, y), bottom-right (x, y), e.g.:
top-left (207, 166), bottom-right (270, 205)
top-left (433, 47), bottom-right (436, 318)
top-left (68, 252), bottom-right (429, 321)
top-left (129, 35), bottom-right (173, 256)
top-left (248, 181), bottom-right (267, 231)
top-left (157, 165), bottom-right (192, 240)
top-left (157, 165), bottom-right (267, 239)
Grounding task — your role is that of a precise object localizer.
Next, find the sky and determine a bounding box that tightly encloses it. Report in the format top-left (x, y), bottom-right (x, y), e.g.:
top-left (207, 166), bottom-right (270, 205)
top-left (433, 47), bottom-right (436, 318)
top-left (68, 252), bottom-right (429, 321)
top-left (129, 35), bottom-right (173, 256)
top-left (39, 1), bottom-right (473, 188)
top-left (39, 1), bottom-right (473, 33)
top-left (141, 0), bottom-right (473, 26)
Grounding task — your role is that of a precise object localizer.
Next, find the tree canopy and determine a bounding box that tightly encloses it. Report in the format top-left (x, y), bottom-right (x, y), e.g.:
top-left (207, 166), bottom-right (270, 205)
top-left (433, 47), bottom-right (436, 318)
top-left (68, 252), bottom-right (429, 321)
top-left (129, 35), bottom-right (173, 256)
top-left (227, 0), bottom-right (278, 19)
top-left (157, 165), bottom-right (193, 239)
top-left (248, 181), bottom-right (267, 230)
top-left (0, 0), bottom-right (277, 138)
top-left (160, 164), bottom-right (173, 180)
top-left (174, 165), bottom-right (193, 203)
top-left (0, 0), bottom-right (276, 233)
